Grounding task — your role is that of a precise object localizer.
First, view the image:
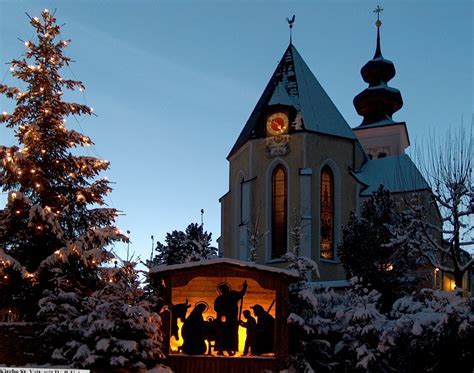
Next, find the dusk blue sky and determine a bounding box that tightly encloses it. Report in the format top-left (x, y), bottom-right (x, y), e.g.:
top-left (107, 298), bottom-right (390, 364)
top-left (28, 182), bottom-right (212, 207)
top-left (1, 1), bottom-right (472, 262)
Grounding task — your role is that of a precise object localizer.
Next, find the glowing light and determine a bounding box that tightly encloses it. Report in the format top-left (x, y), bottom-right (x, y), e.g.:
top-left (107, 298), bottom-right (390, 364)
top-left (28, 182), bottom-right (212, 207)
top-left (35, 183), bottom-right (41, 188)
top-left (30, 169), bottom-right (36, 173)
top-left (25, 41), bottom-right (30, 48)
top-left (3, 275), bottom-right (8, 279)
top-left (54, 250), bottom-right (61, 255)
top-left (36, 225), bottom-right (43, 230)
top-left (435, 268), bottom-right (440, 272)
top-left (15, 210), bottom-right (20, 215)
top-left (386, 264), bottom-right (393, 271)
top-left (11, 192), bottom-right (17, 200)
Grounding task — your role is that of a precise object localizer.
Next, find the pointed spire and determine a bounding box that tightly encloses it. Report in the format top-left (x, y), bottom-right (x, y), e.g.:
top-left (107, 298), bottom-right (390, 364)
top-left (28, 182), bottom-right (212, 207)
top-left (373, 6), bottom-right (383, 58)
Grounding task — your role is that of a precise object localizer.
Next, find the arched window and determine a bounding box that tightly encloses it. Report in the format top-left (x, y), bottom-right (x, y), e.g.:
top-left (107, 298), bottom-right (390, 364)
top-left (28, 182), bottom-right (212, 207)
top-left (272, 166), bottom-right (287, 258)
top-left (320, 166), bottom-right (334, 259)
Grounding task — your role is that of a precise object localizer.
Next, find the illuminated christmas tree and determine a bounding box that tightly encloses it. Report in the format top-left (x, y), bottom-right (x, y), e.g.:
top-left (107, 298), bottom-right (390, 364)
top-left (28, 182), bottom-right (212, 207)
top-left (0, 10), bottom-right (125, 320)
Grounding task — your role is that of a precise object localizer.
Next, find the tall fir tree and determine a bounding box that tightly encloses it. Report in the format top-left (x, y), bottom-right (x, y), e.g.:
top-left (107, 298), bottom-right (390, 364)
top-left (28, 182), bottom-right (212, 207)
top-left (0, 10), bottom-right (125, 319)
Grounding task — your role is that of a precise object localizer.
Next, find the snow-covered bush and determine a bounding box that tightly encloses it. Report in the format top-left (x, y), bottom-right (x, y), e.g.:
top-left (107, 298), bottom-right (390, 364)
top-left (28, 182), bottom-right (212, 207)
top-left (287, 275), bottom-right (473, 372)
top-left (379, 289), bottom-right (474, 372)
top-left (40, 262), bottom-right (166, 369)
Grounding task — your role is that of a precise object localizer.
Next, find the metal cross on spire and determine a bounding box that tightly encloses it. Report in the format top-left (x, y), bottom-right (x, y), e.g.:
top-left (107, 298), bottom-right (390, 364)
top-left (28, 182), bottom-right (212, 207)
top-left (373, 5), bottom-right (383, 27)
top-left (286, 15), bottom-right (295, 43)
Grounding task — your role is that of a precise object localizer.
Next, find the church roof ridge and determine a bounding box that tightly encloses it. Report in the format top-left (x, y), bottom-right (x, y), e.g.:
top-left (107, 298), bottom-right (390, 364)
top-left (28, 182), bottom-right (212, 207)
top-left (228, 43), bottom-right (355, 158)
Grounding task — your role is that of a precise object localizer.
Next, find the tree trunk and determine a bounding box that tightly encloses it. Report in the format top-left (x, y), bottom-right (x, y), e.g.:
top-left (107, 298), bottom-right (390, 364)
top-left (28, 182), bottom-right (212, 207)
top-left (454, 270), bottom-right (464, 289)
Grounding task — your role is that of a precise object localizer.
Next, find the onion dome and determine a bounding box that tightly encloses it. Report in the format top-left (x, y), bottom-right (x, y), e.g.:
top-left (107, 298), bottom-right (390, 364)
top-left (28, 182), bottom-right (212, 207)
top-left (353, 19), bottom-right (403, 126)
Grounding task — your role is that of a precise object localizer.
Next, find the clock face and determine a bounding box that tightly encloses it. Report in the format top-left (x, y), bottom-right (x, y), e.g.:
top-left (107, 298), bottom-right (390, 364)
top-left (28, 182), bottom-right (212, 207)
top-left (266, 112), bottom-right (289, 136)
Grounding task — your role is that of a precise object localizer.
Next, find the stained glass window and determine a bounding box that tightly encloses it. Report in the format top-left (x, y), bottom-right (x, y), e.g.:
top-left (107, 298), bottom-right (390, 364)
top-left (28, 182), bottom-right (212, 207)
top-left (272, 166), bottom-right (287, 258)
top-left (320, 167), bottom-right (334, 259)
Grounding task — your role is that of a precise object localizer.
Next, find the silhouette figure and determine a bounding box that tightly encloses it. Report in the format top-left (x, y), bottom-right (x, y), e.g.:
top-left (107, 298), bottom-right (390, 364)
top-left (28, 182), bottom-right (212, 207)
top-left (239, 310), bottom-right (257, 355)
top-left (181, 302), bottom-right (207, 355)
top-left (171, 300), bottom-right (191, 340)
top-left (204, 316), bottom-right (221, 355)
top-left (214, 280), bottom-right (247, 355)
top-left (251, 304), bottom-right (275, 355)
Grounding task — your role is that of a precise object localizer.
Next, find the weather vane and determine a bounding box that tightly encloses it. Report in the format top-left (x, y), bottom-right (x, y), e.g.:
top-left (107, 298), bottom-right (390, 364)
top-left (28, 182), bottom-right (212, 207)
top-left (286, 15), bottom-right (295, 43)
top-left (373, 5), bottom-right (383, 27)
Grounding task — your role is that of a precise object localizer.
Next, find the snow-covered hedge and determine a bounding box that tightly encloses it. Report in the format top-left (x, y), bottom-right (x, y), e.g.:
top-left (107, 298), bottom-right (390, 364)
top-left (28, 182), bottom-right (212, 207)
top-left (288, 282), bottom-right (473, 372)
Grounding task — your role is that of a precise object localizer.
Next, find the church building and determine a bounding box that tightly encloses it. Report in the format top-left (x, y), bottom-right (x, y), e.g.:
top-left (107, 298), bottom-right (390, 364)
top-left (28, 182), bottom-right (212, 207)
top-left (219, 16), bottom-right (431, 285)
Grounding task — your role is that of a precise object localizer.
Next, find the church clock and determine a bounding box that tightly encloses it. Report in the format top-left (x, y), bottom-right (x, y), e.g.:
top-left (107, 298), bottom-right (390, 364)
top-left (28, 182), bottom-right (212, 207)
top-left (266, 112), bottom-right (289, 136)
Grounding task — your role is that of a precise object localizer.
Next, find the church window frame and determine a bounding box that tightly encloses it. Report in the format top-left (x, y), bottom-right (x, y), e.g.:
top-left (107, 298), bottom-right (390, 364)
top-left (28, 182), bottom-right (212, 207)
top-left (271, 165), bottom-right (288, 259)
top-left (320, 166), bottom-right (335, 260)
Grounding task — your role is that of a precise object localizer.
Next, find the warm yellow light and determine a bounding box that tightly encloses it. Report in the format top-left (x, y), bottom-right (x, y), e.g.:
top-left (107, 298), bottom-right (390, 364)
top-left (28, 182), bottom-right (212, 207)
top-left (11, 192), bottom-right (17, 200)
top-left (435, 268), bottom-right (440, 272)
top-left (3, 275), bottom-right (8, 280)
top-left (36, 225), bottom-right (43, 230)
top-left (30, 169), bottom-right (36, 173)
top-left (25, 41), bottom-right (30, 48)
top-left (35, 183), bottom-right (41, 188)
top-left (54, 250), bottom-right (61, 255)
top-left (15, 210), bottom-right (20, 214)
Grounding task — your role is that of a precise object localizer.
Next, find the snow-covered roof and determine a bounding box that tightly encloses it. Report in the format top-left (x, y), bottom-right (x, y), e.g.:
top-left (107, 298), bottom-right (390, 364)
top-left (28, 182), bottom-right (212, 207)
top-left (354, 154), bottom-right (430, 196)
top-left (150, 257), bottom-right (299, 278)
top-left (228, 44), bottom-right (356, 158)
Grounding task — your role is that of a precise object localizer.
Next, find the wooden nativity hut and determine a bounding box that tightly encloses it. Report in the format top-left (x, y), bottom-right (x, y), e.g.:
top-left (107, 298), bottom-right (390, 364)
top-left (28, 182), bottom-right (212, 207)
top-left (150, 258), bottom-right (299, 373)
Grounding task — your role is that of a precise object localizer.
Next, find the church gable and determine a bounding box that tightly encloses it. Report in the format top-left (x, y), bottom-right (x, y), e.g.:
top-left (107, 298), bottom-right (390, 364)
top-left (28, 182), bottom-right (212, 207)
top-left (228, 44), bottom-right (356, 159)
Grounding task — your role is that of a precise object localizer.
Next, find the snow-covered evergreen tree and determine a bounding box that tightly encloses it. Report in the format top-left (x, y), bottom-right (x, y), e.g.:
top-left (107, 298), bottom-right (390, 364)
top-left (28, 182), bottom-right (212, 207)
top-left (150, 223), bottom-right (216, 265)
top-left (0, 10), bottom-right (125, 320)
top-left (39, 261), bottom-right (165, 369)
top-left (338, 186), bottom-right (422, 311)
